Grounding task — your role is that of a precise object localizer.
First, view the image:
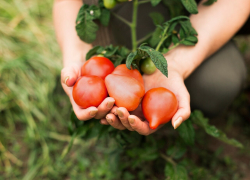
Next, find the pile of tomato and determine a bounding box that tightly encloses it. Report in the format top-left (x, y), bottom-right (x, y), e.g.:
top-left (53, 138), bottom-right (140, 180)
top-left (73, 56), bottom-right (178, 129)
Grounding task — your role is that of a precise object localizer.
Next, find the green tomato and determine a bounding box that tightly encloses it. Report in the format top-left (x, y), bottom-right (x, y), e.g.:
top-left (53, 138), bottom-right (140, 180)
top-left (141, 57), bottom-right (156, 75)
top-left (103, 0), bottom-right (117, 9)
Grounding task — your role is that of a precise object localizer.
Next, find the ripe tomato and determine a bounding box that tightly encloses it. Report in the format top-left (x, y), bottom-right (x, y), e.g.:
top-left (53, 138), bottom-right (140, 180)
top-left (105, 74), bottom-right (145, 111)
top-left (81, 57), bottom-right (115, 80)
top-left (112, 64), bottom-right (144, 85)
top-left (103, 0), bottom-right (117, 9)
top-left (142, 87), bottom-right (178, 129)
top-left (73, 76), bottom-right (108, 109)
top-left (140, 57), bottom-right (156, 75)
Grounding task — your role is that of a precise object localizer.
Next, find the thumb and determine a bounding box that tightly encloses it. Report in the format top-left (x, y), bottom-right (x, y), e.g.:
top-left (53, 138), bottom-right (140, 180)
top-left (61, 63), bottom-right (81, 87)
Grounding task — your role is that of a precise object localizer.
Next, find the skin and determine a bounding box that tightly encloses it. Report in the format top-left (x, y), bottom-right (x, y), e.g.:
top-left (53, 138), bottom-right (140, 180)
top-left (54, 0), bottom-right (250, 133)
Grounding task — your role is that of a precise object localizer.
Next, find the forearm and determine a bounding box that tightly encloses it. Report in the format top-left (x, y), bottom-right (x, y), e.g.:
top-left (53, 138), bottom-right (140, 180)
top-left (166, 0), bottom-right (250, 79)
top-left (53, 0), bottom-right (92, 67)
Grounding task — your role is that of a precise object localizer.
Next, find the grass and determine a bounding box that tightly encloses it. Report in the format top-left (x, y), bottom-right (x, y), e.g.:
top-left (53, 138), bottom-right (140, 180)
top-left (1, 0), bottom-right (250, 179)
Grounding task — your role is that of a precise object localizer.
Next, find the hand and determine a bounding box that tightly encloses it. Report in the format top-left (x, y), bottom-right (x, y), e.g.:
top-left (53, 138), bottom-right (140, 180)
top-left (100, 60), bottom-right (191, 134)
top-left (61, 60), bottom-right (115, 120)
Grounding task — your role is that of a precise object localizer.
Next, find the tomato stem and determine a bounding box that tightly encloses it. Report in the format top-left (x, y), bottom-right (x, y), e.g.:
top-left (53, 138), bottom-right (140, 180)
top-left (112, 12), bottom-right (132, 27)
top-left (131, 0), bottom-right (138, 52)
top-left (160, 153), bottom-right (177, 166)
top-left (137, 0), bottom-right (151, 5)
top-left (137, 32), bottom-right (153, 45)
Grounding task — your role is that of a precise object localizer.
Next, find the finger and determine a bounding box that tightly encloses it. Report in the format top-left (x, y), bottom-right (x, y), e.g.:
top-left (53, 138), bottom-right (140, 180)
top-left (106, 113), bottom-right (126, 130)
top-left (110, 106), bottom-right (118, 115)
top-left (172, 90), bottom-right (191, 129)
top-left (100, 119), bottom-right (109, 125)
top-left (61, 64), bottom-right (80, 87)
top-left (128, 115), bottom-right (155, 136)
top-left (95, 97), bottom-right (115, 119)
top-left (116, 107), bottom-right (134, 131)
top-left (70, 97), bottom-right (98, 121)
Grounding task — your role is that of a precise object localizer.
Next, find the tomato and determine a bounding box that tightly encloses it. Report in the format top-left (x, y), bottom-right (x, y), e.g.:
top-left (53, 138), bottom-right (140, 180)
top-left (142, 87), bottom-right (178, 130)
top-left (103, 0), bottom-right (117, 9)
top-left (73, 76), bottom-right (108, 109)
top-left (105, 74), bottom-right (145, 111)
top-left (140, 57), bottom-right (156, 75)
top-left (112, 64), bottom-right (144, 85)
top-left (81, 57), bottom-right (115, 80)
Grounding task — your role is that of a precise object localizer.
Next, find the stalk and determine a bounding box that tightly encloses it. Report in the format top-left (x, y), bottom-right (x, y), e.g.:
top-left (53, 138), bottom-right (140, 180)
top-left (131, 0), bottom-right (139, 51)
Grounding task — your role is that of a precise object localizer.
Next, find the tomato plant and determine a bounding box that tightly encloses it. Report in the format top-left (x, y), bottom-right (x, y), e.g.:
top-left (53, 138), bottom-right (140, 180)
top-left (81, 56), bottom-right (115, 80)
top-left (140, 57), bottom-right (156, 75)
top-left (105, 74), bottom-right (145, 111)
top-left (142, 87), bottom-right (178, 129)
top-left (73, 76), bottom-right (108, 109)
top-left (112, 64), bottom-right (144, 85)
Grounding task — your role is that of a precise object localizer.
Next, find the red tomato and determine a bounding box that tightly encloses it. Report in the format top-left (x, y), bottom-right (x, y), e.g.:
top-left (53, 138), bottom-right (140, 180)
top-left (72, 76), bottom-right (108, 109)
top-left (112, 64), bottom-right (144, 85)
top-left (81, 57), bottom-right (115, 80)
top-left (105, 74), bottom-right (145, 111)
top-left (142, 87), bottom-right (178, 130)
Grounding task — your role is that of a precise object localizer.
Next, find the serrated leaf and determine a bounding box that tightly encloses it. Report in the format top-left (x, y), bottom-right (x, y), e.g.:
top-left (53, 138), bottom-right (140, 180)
top-left (86, 46), bottom-right (101, 60)
top-left (126, 51), bottom-right (138, 70)
top-left (177, 120), bottom-right (195, 145)
top-left (179, 20), bottom-right (198, 36)
top-left (138, 46), bottom-right (168, 77)
top-left (181, 0), bottom-right (198, 14)
top-left (191, 110), bottom-right (244, 148)
top-left (185, 35), bottom-right (198, 43)
top-left (99, 9), bottom-right (110, 26)
top-left (172, 34), bottom-right (179, 45)
top-left (151, 0), bottom-right (162, 7)
top-left (104, 46), bottom-right (119, 57)
top-left (203, 0), bottom-right (217, 6)
top-left (165, 163), bottom-right (188, 180)
top-left (180, 40), bottom-right (196, 46)
top-left (75, 5), bottom-right (101, 43)
top-left (179, 27), bottom-right (186, 39)
top-left (149, 12), bottom-right (165, 26)
top-left (162, 0), bottom-right (184, 18)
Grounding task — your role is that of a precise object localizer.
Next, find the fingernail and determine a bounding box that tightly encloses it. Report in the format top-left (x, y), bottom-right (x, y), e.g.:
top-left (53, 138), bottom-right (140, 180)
top-left (174, 117), bottom-right (183, 129)
top-left (106, 116), bottom-right (113, 123)
top-left (64, 76), bottom-right (69, 85)
top-left (106, 100), bottom-right (115, 109)
top-left (116, 109), bottom-right (123, 117)
top-left (128, 117), bottom-right (134, 124)
top-left (90, 110), bottom-right (98, 117)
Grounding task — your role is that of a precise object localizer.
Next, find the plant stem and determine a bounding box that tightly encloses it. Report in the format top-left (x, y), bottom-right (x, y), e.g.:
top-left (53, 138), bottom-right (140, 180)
top-left (112, 12), bottom-right (132, 27)
top-left (137, 32), bottom-right (153, 45)
top-left (160, 153), bottom-right (177, 166)
top-left (131, 0), bottom-right (139, 51)
top-left (138, 0), bottom-right (151, 5)
top-left (155, 35), bottom-right (168, 51)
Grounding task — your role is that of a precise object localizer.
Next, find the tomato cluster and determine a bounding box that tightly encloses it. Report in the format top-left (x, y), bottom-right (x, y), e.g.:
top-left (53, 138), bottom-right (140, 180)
top-left (72, 57), bottom-right (178, 129)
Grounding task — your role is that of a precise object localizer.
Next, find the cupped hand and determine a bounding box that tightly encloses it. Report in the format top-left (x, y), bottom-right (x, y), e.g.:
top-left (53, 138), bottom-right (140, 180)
top-left (61, 61), bottom-right (115, 120)
top-left (100, 60), bottom-right (191, 135)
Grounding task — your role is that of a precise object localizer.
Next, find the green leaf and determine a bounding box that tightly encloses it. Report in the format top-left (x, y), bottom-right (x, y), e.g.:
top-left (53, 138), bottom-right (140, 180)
top-left (180, 40), bottom-right (196, 46)
top-left (181, 0), bottom-right (198, 14)
top-left (165, 163), bottom-right (188, 180)
top-left (185, 35), bottom-right (198, 43)
top-left (149, 12), bottom-right (165, 26)
top-left (86, 46), bottom-right (101, 60)
top-left (167, 144), bottom-right (187, 160)
top-left (149, 27), bottom-right (162, 47)
top-left (179, 27), bottom-right (185, 39)
top-left (75, 5), bottom-right (101, 43)
top-left (177, 120), bottom-right (195, 145)
top-left (179, 20), bottom-right (198, 36)
top-left (162, 0), bottom-right (184, 18)
top-left (203, 0), bottom-right (217, 6)
top-left (99, 9), bottom-right (110, 26)
top-left (138, 46), bottom-right (168, 77)
top-left (114, 56), bottom-right (124, 67)
top-left (191, 110), bottom-right (244, 148)
top-left (172, 34), bottom-right (179, 45)
top-left (126, 51), bottom-right (138, 70)
top-left (151, 0), bottom-right (162, 7)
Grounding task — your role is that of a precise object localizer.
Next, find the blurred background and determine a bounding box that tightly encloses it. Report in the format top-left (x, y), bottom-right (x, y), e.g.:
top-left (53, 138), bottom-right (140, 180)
top-left (0, 0), bottom-right (250, 180)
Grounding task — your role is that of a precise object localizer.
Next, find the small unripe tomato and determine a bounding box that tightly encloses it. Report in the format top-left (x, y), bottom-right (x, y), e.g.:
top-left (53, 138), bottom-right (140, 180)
top-left (73, 76), bottom-right (108, 109)
top-left (142, 87), bottom-right (178, 129)
top-left (103, 0), bottom-right (117, 9)
top-left (81, 56), bottom-right (115, 80)
top-left (140, 57), bottom-right (156, 75)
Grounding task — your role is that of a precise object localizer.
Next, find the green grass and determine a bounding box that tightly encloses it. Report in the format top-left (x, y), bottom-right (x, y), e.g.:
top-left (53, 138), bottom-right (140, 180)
top-left (1, 0), bottom-right (250, 180)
